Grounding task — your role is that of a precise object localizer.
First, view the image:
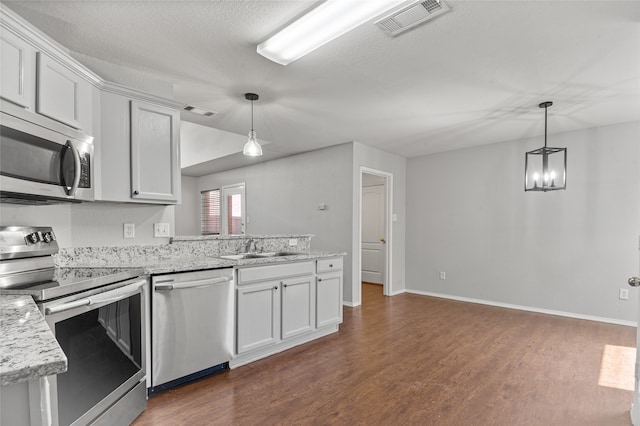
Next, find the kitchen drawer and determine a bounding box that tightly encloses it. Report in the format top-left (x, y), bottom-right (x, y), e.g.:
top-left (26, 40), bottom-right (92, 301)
top-left (316, 258), bottom-right (343, 274)
top-left (238, 261), bottom-right (314, 284)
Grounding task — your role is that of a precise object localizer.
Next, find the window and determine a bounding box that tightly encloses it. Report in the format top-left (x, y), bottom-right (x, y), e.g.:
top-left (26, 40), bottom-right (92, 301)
top-left (201, 189), bottom-right (221, 235)
top-left (201, 183), bottom-right (246, 236)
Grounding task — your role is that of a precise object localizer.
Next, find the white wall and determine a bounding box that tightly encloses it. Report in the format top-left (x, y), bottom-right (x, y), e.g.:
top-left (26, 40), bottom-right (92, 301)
top-left (352, 142), bottom-right (407, 304)
top-left (178, 142), bottom-right (409, 305)
top-left (0, 202), bottom-right (174, 247)
top-left (174, 176), bottom-right (200, 236)
top-left (406, 121), bottom-right (640, 322)
top-left (180, 143), bottom-right (354, 299)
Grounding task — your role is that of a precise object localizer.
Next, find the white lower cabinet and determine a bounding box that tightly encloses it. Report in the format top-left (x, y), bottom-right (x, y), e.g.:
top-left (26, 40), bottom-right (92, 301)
top-left (236, 262), bottom-right (314, 354)
top-left (237, 280), bottom-right (280, 353)
top-left (281, 275), bottom-right (314, 339)
top-left (233, 257), bottom-right (343, 367)
top-left (316, 272), bottom-right (342, 328)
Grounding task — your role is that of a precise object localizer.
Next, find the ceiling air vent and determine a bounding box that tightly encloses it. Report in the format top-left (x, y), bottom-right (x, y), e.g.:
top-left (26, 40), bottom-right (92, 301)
top-left (184, 105), bottom-right (216, 117)
top-left (375, 0), bottom-right (449, 36)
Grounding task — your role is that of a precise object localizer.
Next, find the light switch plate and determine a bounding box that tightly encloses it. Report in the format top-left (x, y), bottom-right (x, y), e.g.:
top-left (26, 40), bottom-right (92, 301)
top-left (154, 223), bottom-right (170, 238)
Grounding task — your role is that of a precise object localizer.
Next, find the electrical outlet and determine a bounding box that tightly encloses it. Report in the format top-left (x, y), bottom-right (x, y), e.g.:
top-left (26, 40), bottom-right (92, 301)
top-left (440, 271), bottom-right (446, 280)
top-left (154, 223), bottom-right (170, 238)
top-left (619, 288), bottom-right (629, 300)
top-left (289, 239), bottom-right (298, 246)
top-left (123, 223), bottom-right (135, 239)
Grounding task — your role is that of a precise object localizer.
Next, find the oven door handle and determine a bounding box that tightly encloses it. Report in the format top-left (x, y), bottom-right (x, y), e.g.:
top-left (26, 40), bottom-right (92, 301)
top-left (45, 279), bottom-right (145, 315)
top-left (154, 275), bottom-right (233, 291)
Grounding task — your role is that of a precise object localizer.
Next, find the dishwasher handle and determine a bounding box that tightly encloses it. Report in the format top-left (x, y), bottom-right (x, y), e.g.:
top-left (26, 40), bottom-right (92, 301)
top-left (45, 279), bottom-right (146, 315)
top-left (154, 275), bottom-right (233, 291)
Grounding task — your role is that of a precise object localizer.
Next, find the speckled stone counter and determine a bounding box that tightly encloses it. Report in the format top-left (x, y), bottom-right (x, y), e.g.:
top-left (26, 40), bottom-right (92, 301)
top-left (54, 234), bottom-right (314, 267)
top-left (55, 251), bottom-right (345, 275)
top-left (0, 295), bottom-right (67, 386)
top-left (145, 251), bottom-right (346, 274)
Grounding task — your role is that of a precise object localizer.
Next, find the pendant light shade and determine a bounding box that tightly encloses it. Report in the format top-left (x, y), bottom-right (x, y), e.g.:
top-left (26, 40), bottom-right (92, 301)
top-left (243, 93), bottom-right (263, 157)
top-left (524, 102), bottom-right (567, 192)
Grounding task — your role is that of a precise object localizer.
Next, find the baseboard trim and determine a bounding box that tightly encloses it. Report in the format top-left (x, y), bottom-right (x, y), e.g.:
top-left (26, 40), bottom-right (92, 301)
top-left (404, 289), bottom-right (637, 327)
top-left (230, 325), bottom-right (338, 369)
top-left (343, 301), bottom-right (358, 308)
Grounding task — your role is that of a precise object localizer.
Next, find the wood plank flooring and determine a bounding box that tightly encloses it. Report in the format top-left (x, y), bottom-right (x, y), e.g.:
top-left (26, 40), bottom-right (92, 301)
top-left (133, 283), bottom-right (635, 426)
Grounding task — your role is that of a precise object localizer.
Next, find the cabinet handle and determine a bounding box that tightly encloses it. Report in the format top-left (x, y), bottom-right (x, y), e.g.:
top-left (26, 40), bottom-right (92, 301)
top-left (274, 286), bottom-right (278, 290)
top-left (329, 264), bottom-right (333, 268)
top-left (283, 284), bottom-right (288, 288)
top-left (318, 278), bottom-right (322, 282)
top-left (133, 190), bottom-right (139, 195)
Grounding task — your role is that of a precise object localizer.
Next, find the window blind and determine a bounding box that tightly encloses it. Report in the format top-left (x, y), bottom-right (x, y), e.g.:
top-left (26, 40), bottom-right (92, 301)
top-left (201, 189), bottom-right (221, 235)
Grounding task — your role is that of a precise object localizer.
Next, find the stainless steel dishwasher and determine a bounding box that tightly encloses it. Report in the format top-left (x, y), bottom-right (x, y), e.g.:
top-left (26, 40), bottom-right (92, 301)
top-left (150, 268), bottom-right (234, 393)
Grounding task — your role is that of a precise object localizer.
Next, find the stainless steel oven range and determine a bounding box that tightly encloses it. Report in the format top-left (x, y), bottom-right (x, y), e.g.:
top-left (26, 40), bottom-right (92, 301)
top-left (0, 226), bottom-right (147, 426)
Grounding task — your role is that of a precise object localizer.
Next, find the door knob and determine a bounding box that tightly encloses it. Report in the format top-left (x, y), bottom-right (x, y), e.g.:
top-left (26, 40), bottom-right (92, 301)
top-left (380, 238), bottom-right (386, 243)
top-left (629, 277), bottom-right (640, 287)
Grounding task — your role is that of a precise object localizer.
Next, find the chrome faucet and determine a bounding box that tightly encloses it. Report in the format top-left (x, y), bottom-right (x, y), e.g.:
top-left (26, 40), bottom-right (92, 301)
top-left (244, 238), bottom-right (256, 253)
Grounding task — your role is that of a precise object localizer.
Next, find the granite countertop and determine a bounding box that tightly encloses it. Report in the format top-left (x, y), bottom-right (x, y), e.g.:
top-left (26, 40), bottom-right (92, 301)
top-left (171, 234), bottom-right (314, 242)
top-left (0, 249), bottom-right (345, 385)
top-left (67, 251), bottom-right (347, 275)
top-left (146, 250), bottom-right (346, 274)
top-left (0, 295), bottom-right (67, 386)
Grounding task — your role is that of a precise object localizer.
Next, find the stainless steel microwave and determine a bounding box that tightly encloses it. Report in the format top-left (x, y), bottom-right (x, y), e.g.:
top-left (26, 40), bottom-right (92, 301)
top-left (0, 101), bottom-right (94, 204)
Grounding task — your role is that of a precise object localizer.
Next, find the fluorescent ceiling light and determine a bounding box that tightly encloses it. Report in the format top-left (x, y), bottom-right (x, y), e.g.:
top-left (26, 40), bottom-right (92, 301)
top-left (257, 0), bottom-right (415, 65)
top-left (184, 105), bottom-right (216, 116)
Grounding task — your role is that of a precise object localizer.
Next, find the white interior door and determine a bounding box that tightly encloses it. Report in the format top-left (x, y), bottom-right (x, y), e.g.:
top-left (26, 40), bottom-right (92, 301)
top-left (361, 183), bottom-right (385, 285)
top-left (631, 242), bottom-right (640, 425)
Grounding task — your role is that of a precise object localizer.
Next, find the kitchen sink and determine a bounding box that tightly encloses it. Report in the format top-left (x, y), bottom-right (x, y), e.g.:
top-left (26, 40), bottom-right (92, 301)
top-left (217, 253), bottom-right (263, 260)
top-left (217, 252), bottom-right (300, 260)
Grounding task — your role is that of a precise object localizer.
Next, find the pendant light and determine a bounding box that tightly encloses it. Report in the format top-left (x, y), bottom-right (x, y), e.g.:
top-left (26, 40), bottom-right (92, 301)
top-left (524, 101), bottom-right (567, 192)
top-left (243, 93), bottom-right (263, 157)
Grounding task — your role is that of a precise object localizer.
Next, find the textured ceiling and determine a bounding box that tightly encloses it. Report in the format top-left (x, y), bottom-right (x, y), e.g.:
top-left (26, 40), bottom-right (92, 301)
top-left (5, 1), bottom-right (639, 175)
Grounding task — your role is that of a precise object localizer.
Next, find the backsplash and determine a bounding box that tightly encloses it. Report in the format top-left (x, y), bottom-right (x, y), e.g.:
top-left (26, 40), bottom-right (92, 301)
top-left (54, 235), bottom-right (312, 267)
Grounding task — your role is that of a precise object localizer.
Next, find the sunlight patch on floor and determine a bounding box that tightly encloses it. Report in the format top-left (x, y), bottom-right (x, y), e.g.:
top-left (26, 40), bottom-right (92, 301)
top-left (598, 344), bottom-right (635, 391)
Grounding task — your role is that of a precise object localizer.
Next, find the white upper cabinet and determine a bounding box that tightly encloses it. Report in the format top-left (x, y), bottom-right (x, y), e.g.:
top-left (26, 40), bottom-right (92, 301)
top-left (1, 5), bottom-right (98, 132)
top-left (100, 88), bottom-right (181, 205)
top-left (2, 4), bottom-right (183, 205)
top-left (36, 52), bottom-right (84, 129)
top-left (130, 100), bottom-right (180, 202)
top-left (0, 29), bottom-right (35, 110)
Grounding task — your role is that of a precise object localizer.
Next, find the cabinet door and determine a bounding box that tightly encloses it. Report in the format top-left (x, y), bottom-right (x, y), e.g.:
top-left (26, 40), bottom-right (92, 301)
top-left (130, 100), bottom-right (180, 202)
top-left (316, 273), bottom-right (343, 328)
top-left (36, 52), bottom-right (82, 128)
top-left (99, 91), bottom-right (131, 202)
top-left (0, 30), bottom-right (35, 109)
top-left (237, 281), bottom-right (280, 354)
top-left (281, 275), bottom-right (314, 339)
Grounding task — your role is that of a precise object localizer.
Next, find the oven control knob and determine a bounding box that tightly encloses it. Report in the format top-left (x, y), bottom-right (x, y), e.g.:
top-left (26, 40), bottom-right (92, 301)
top-left (27, 232), bottom-right (40, 244)
top-left (43, 232), bottom-right (54, 243)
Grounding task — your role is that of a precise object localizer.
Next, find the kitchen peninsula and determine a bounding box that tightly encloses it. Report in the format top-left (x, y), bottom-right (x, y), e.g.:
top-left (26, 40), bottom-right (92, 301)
top-left (1, 233), bottom-right (345, 425)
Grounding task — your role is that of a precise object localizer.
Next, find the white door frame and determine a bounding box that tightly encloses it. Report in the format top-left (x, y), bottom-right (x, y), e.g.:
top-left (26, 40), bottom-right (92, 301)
top-left (356, 166), bottom-right (393, 304)
top-left (631, 235), bottom-right (640, 425)
top-left (221, 183), bottom-right (246, 235)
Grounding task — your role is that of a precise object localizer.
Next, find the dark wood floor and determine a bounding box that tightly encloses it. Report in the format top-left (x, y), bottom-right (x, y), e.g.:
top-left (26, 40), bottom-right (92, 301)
top-left (133, 283), bottom-right (636, 425)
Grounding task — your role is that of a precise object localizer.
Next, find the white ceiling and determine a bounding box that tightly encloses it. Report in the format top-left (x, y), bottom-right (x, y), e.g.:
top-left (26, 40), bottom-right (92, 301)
top-left (6, 1), bottom-right (639, 176)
